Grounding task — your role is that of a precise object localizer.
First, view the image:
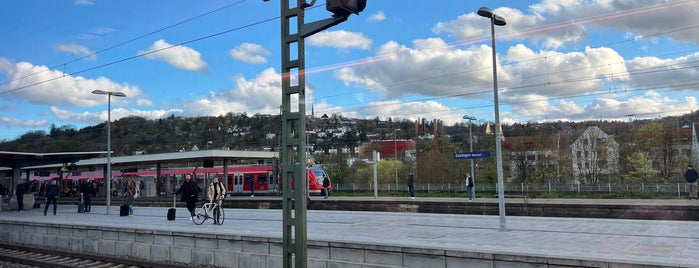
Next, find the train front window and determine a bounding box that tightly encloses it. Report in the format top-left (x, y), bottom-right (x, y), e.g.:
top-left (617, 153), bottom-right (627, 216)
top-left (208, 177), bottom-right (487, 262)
top-left (258, 175), bottom-right (267, 185)
top-left (311, 168), bottom-right (325, 178)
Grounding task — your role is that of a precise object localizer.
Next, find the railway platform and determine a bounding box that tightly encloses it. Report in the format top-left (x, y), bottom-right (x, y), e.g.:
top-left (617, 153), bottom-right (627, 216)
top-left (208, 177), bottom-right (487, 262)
top-left (1, 198), bottom-right (698, 267)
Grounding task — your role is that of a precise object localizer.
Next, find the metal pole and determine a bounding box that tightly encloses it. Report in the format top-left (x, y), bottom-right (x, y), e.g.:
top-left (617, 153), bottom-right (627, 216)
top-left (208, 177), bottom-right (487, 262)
top-left (106, 95), bottom-right (112, 215)
top-left (489, 14), bottom-right (506, 232)
top-left (468, 118), bottom-right (475, 197)
top-left (394, 130), bottom-right (398, 190)
top-left (373, 151), bottom-right (378, 199)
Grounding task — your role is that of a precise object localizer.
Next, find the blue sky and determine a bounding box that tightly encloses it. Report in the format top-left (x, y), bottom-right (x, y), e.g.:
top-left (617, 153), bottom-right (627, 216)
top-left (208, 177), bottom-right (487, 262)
top-left (1, 0), bottom-right (699, 141)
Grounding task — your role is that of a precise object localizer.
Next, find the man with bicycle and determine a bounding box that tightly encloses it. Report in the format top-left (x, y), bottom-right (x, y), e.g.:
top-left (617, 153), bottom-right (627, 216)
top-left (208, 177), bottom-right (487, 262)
top-left (208, 176), bottom-right (227, 225)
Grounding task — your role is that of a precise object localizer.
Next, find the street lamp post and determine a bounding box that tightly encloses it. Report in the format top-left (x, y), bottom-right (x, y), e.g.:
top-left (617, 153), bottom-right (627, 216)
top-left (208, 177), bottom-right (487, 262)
top-left (92, 89), bottom-right (126, 215)
top-left (477, 6), bottom-right (507, 232)
top-left (394, 128), bottom-right (400, 190)
top-left (462, 115), bottom-right (476, 196)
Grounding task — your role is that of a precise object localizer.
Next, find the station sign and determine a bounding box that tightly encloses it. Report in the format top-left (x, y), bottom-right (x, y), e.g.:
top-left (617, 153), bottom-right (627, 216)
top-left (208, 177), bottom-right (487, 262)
top-left (454, 151), bottom-right (491, 159)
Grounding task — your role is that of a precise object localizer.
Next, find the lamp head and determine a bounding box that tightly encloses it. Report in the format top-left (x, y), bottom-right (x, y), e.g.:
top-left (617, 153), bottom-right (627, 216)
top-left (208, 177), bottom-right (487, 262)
top-left (477, 7), bottom-right (506, 26)
top-left (463, 115), bottom-right (476, 120)
top-left (91, 89), bottom-right (127, 97)
top-left (477, 7), bottom-right (492, 18)
top-left (493, 14), bottom-right (507, 26)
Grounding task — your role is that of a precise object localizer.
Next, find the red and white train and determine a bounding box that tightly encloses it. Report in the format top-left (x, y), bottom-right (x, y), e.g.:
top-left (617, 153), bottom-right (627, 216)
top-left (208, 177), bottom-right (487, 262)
top-left (26, 164), bottom-right (331, 197)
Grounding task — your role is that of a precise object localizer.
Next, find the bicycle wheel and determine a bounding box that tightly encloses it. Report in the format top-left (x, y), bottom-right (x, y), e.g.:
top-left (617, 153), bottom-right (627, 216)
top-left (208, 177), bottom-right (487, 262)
top-left (192, 207), bottom-right (207, 225)
top-left (216, 206), bottom-right (225, 225)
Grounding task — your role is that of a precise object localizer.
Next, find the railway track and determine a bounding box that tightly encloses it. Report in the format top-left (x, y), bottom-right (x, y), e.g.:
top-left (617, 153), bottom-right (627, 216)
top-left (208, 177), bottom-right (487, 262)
top-left (0, 243), bottom-right (196, 268)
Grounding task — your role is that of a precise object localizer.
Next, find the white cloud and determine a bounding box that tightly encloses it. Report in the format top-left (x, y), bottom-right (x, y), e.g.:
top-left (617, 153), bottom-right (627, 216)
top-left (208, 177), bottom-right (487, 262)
top-left (138, 39), bottom-right (208, 73)
top-left (54, 44), bottom-right (96, 60)
top-left (181, 68), bottom-right (283, 117)
top-left (368, 11), bottom-right (386, 22)
top-left (0, 59), bottom-right (144, 107)
top-left (51, 106), bottom-right (184, 125)
top-left (229, 43), bottom-right (270, 64)
top-left (0, 116), bottom-right (48, 128)
top-left (330, 30), bottom-right (699, 125)
top-left (307, 30), bottom-right (372, 50)
top-left (333, 39), bottom-right (497, 99)
top-left (433, 1), bottom-right (699, 49)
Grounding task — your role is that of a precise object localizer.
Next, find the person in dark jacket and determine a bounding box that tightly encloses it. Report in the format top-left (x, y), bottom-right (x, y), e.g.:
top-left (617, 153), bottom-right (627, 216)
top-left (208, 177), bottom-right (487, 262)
top-left (44, 179), bottom-right (60, 215)
top-left (15, 181), bottom-right (25, 212)
top-left (465, 174), bottom-right (475, 201)
top-left (175, 174), bottom-right (200, 220)
top-left (80, 180), bottom-right (95, 212)
top-left (407, 173), bottom-right (415, 200)
top-left (685, 164), bottom-right (699, 200)
top-left (322, 175), bottom-right (330, 199)
top-left (0, 183), bottom-right (6, 211)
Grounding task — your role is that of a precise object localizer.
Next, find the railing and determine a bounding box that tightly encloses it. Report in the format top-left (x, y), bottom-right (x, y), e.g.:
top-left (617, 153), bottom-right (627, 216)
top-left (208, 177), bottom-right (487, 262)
top-left (333, 182), bottom-right (691, 197)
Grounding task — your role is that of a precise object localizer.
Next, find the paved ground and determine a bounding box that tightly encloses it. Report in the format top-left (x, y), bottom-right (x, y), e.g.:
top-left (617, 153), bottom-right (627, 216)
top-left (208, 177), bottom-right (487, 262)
top-left (1, 198), bottom-right (699, 267)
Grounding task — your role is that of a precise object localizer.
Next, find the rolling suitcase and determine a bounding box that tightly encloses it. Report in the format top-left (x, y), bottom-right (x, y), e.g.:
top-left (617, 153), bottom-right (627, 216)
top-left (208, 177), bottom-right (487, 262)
top-left (167, 195), bottom-right (176, 221)
top-left (120, 204), bottom-right (129, 216)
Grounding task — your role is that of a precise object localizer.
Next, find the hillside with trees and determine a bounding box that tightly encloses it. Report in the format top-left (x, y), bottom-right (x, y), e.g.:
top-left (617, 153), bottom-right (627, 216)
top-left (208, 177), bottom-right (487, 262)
top-left (1, 111), bottom-right (698, 187)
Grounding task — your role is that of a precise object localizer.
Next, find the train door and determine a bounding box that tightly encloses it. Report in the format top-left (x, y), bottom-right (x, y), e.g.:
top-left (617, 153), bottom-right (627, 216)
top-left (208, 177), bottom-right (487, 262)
top-left (231, 172), bottom-right (244, 193)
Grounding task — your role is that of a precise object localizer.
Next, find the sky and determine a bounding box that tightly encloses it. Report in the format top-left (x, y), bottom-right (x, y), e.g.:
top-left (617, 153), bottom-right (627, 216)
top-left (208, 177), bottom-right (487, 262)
top-left (1, 0), bottom-right (699, 141)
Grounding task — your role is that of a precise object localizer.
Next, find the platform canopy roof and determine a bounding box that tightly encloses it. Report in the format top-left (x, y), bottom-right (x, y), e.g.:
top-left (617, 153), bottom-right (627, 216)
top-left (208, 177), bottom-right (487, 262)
top-left (0, 151), bottom-right (107, 169)
top-left (24, 149), bottom-right (279, 170)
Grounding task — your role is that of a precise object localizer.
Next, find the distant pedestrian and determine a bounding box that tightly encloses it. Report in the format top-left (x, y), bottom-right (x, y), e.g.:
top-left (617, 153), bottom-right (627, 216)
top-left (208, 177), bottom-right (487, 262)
top-left (322, 175), bottom-right (330, 199)
top-left (208, 176), bottom-right (226, 225)
top-left (139, 180), bottom-right (145, 197)
top-left (156, 179), bottom-right (164, 197)
top-left (44, 179), bottom-right (60, 216)
top-left (124, 179), bottom-right (137, 215)
top-left (80, 179), bottom-right (95, 212)
top-left (111, 180), bottom-right (119, 197)
top-left (685, 164), bottom-right (699, 200)
top-left (248, 177), bottom-right (255, 197)
top-left (465, 174), bottom-right (474, 201)
top-left (15, 181), bottom-right (25, 212)
top-left (0, 183), bottom-right (6, 211)
top-left (176, 174), bottom-right (201, 220)
top-left (407, 173), bottom-right (415, 200)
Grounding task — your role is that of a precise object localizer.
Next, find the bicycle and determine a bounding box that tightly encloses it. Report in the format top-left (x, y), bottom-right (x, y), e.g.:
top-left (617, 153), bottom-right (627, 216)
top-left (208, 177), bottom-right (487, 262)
top-left (192, 202), bottom-right (225, 225)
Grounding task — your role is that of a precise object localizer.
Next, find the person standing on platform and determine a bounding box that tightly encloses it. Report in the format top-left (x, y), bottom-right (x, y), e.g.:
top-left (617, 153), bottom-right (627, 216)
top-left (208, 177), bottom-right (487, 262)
top-left (465, 174), bottom-right (475, 202)
top-left (139, 180), bottom-right (145, 197)
top-left (156, 179), bottom-right (164, 197)
top-left (248, 177), bottom-right (255, 197)
top-left (208, 176), bottom-right (227, 224)
top-left (124, 179), bottom-right (137, 216)
top-left (685, 164), bottom-right (699, 200)
top-left (176, 174), bottom-right (200, 220)
top-left (15, 181), bottom-right (25, 212)
top-left (44, 179), bottom-right (60, 216)
top-left (407, 173), bottom-right (415, 200)
top-left (80, 179), bottom-right (94, 212)
top-left (0, 183), bottom-right (6, 211)
top-left (322, 175), bottom-right (330, 199)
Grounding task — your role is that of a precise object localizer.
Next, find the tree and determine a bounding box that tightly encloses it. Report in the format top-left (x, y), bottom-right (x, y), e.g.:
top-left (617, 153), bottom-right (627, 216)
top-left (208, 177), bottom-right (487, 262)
top-left (622, 152), bottom-right (654, 183)
top-left (354, 160), bottom-right (396, 185)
